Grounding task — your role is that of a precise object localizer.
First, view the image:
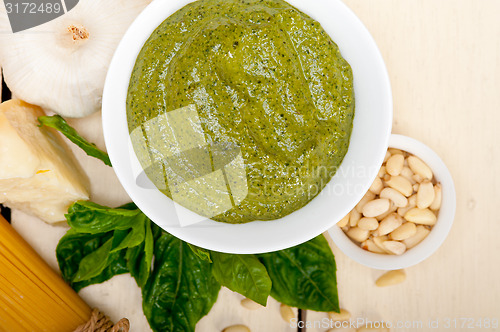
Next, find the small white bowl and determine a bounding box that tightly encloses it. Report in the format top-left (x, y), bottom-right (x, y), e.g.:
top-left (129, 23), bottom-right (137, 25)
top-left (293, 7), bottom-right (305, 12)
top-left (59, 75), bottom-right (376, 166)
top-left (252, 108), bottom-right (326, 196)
top-left (328, 134), bottom-right (456, 270)
top-left (102, 0), bottom-right (392, 254)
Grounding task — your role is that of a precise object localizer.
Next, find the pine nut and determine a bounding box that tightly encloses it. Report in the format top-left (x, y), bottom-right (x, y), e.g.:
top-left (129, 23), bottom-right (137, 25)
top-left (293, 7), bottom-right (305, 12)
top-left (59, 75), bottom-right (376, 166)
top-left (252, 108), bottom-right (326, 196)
top-left (430, 183), bottom-right (442, 211)
top-left (388, 148), bottom-right (403, 155)
top-left (412, 174), bottom-right (423, 183)
top-left (380, 187), bottom-right (408, 207)
top-left (383, 241), bottom-right (406, 255)
top-left (373, 235), bottom-right (390, 254)
top-left (356, 191), bottom-right (376, 212)
top-left (386, 154), bottom-right (404, 176)
top-left (361, 239), bottom-right (386, 254)
top-left (390, 222), bottom-right (417, 241)
top-left (383, 150), bottom-right (391, 162)
top-left (378, 166), bottom-right (386, 178)
top-left (328, 308), bottom-right (351, 321)
top-left (400, 166), bottom-right (416, 184)
top-left (346, 227), bottom-right (370, 243)
top-left (408, 194), bottom-right (417, 206)
top-left (378, 213), bottom-right (403, 236)
top-left (358, 217), bottom-right (379, 231)
top-left (413, 183), bottom-right (419, 192)
top-left (397, 206), bottom-right (410, 217)
top-left (223, 325), bottom-right (251, 332)
top-left (417, 180), bottom-right (435, 209)
top-left (369, 177), bottom-right (384, 195)
top-left (408, 156), bottom-right (433, 180)
top-left (385, 175), bottom-right (413, 197)
top-left (404, 208), bottom-right (437, 225)
top-left (403, 225), bottom-right (430, 249)
top-left (337, 213), bottom-right (349, 227)
top-left (350, 208), bottom-right (361, 227)
top-left (375, 202), bottom-right (397, 221)
top-left (241, 298), bottom-right (263, 310)
top-left (280, 304), bottom-right (295, 323)
top-left (375, 270), bottom-right (406, 287)
top-left (362, 198), bottom-right (390, 217)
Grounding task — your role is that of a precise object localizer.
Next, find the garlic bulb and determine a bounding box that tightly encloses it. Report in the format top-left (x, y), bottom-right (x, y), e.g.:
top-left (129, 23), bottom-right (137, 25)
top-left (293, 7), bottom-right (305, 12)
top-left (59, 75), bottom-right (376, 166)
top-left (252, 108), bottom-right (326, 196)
top-left (0, 0), bottom-right (152, 118)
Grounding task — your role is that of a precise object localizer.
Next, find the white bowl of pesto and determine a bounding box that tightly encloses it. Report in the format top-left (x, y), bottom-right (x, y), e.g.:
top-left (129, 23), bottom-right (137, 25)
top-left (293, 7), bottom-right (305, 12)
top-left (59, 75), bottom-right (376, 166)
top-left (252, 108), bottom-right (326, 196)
top-left (102, 0), bottom-right (392, 254)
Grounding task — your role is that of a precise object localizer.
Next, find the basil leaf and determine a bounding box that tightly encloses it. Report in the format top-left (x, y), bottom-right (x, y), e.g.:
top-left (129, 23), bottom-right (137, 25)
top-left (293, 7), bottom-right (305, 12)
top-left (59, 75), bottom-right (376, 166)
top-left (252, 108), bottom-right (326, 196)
top-left (143, 233), bottom-right (221, 332)
top-left (211, 252), bottom-right (271, 306)
top-left (72, 229), bottom-right (129, 282)
top-left (38, 115), bottom-right (111, 166)
top-left (66, 201), bottom-right (144, 234)
top-left (259, 235), bottom-right (339, 312)
top-left (59, 201), bottom-right (158, 290)
top-left (127, 220), bottom-right (161, 288)
top-left (72, 237), bottom-right (114, 282)
top-left (144, 219), bottom-right (156, 273)
top-left (187, 243), bottom-right (212, 263)
top-left (72, 251), bottom-right (129, 293)
top-left (56, 230), bottom-right (128, 292)
top-left (57, 229), bottom-right (111, 283)
top-left (111, 221), bottom-right (146, 253)
top-left (126, 244), bottom-right (149, 288)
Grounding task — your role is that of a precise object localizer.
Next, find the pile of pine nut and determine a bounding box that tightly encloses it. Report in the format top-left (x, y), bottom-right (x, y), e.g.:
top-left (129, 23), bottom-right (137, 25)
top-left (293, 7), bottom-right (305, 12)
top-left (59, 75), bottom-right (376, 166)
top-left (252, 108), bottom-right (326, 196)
top-left (338, 148), bottom-right (442, 255)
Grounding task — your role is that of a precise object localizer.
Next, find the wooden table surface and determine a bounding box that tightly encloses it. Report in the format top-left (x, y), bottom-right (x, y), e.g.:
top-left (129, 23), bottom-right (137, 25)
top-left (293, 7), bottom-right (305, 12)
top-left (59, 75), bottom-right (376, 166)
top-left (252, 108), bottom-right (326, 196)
top-left (8, 0), bottom-right (500, 331)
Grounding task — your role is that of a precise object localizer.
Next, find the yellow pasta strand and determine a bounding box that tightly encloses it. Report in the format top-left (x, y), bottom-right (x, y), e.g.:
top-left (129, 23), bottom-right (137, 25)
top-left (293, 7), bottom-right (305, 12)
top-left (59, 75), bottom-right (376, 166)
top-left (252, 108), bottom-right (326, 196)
top-left (0, 271), bottom-right (57, 330)
top-left (0, 301), bottom-right (27, 332)
top-left (0, 215), bottom-right (92, 332)
top-left (0, 219), bottom-right (90, 320)
top-left (0, 249), bottom-right (81, 326)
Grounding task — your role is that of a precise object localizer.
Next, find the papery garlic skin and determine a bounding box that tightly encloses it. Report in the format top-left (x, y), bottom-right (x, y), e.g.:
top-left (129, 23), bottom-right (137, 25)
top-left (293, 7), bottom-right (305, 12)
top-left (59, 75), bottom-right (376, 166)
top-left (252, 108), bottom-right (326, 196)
top-left (0, 0), bottom-right (152, 118)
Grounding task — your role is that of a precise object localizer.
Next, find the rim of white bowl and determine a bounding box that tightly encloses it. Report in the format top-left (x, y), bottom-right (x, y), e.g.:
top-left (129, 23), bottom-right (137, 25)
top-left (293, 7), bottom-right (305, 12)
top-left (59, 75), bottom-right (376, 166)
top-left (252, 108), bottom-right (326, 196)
top-left (328, 134), bottom-right (457, 270)
top-left (102, 0), bottom-right (393, 254)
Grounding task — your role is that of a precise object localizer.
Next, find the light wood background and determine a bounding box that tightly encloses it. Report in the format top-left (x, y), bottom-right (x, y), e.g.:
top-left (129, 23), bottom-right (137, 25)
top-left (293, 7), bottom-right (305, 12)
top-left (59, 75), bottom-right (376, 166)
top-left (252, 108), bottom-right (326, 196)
top-left (7, 0), bottom-right (500, 331)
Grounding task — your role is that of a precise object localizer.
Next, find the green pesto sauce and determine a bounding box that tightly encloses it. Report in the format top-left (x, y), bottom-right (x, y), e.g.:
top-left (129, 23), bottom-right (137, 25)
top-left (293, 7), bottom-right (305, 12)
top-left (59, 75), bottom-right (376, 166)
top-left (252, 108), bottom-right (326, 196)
top-left (127, 0), bottom-right (355, 224)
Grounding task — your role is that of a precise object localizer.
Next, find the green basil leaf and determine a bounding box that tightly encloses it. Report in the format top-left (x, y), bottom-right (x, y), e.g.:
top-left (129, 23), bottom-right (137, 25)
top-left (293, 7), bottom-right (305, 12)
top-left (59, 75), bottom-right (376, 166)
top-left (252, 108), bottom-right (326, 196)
top-left (118, 202), bottom-right (140, 210)
top-left (111, 220), bottom-right (146, 253)
top-left (126, 244), bottom-right (149, 288)
top-left (127, 220), bottom-right (161, 288)
top-left (187, 243), bottom-right (212, 263)
top-left (143, 233), bottom-right (221, 332)
top-left (259, 235), bottom-right (339, 312)
top-left (59, 201), bottom-right (159, 290)
top-left (56, 229), bottom-right (128, 292)
top-left (144, 219), bottom-right (157, 274)
top-left (111, 229), bottom-right (130, 250)
top-left (38, 115), bottom-right (111, 166)
top-left (211, 252), bottom-right (271, 306)
top-left (72, 251), bottom-right (129, 293)
top-left (66, 201), bottom-right (143, 234)
top-left (72, 228), bottom-right (129, 282)
top-left (57, 229), bottom-right (111, 284)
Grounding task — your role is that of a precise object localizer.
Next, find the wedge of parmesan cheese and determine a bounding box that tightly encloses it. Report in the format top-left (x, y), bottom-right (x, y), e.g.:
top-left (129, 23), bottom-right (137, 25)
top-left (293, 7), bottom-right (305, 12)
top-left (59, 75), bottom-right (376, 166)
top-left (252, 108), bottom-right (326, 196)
top-left (0, 100), bottom-right (89, 223)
